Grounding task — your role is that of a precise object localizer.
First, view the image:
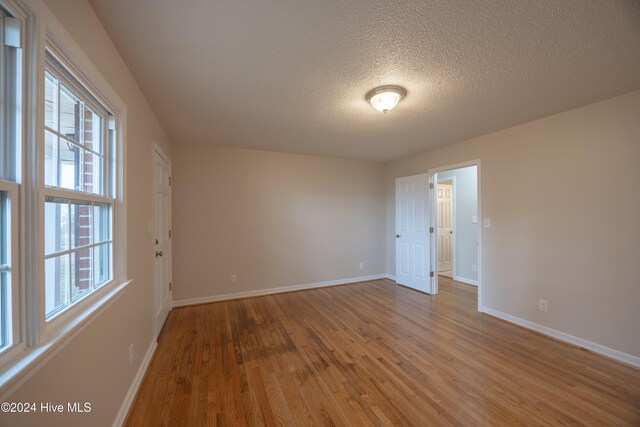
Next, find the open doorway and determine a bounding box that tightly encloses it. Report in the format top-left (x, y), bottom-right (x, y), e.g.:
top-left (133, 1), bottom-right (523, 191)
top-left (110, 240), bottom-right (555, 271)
top-left (394, 161), bottom-right (481, 309)
top-left (431, 163), bottom-right (480, 307)
top-left (437, 179), bottom-right (454, 278)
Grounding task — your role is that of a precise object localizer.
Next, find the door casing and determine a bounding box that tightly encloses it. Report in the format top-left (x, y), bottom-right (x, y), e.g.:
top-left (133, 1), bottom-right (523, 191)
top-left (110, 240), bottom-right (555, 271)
top-left (153, 144), bottom-right (172, 339)
top-left (429, 159), bottom-right (482, 311)
top-left (437, 178), bottom-right (455, 275)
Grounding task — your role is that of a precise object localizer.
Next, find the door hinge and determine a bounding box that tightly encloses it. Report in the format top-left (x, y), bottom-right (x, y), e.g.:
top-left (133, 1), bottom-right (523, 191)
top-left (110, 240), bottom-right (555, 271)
top-left (168, 176), bottom-right (172, 186)
top-left (169, 229), bottom-right (172, 238)
top-left (429, 227), bottom-right (434, 233)
top-left (429, 183), bottom-right (434, 189)
top-left (430, 271), bottom-right (434, 278)
top-left (169, 282), bottom-right (172, 291)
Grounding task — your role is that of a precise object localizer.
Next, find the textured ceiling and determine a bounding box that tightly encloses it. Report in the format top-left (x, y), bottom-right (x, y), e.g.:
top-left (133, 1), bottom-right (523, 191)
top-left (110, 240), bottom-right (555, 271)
top-left (89, 0), bottom-right (640, 161)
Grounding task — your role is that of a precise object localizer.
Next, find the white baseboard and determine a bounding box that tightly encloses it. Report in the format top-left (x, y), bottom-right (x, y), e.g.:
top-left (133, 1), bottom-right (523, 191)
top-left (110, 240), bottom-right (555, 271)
top-left (480, 306), bottom-right (640, 369)
top-left (113, 340), bottom-right (158, 427)
top-left (384, 274), bottom-right (396, 281)
top-left (453, 276), bottom-right (478, 286)
top-left (173, 274), bottom-right (387, 308)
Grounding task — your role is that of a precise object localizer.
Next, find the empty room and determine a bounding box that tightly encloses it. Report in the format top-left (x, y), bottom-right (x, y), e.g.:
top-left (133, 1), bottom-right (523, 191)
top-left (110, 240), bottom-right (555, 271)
top-left (0, 0), bottom-right (639, 426)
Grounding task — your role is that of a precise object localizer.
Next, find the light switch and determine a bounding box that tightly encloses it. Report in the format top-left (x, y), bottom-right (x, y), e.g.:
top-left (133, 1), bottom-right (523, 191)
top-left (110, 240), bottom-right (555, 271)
top-left (471, 215), bottom-right (478, 224)
top-left (483, 218), bottom-right (492, 228)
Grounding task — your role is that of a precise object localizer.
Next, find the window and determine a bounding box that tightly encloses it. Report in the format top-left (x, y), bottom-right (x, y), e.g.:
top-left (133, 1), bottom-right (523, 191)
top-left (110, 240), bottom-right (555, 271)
top-left (0, 7), bottom-right (22, 355)
top-left (43, 53), bottom-right (115, 319)
top-left (0, 0), bottom-right (126, 391)
top-left (0, 191), bottom-right (14, 350)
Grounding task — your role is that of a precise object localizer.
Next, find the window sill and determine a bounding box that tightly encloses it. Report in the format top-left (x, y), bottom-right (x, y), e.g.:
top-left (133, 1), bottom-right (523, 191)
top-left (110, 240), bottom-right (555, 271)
top-left (0, 279), bottom-right (132, 400)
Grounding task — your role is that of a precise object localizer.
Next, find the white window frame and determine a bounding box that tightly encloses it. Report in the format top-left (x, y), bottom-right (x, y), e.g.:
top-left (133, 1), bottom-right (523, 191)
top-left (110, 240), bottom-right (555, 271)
top-left (0, 0), bottom-right (26, 366)
top-left (42, 48), bottom-right (116, 324)
top-left (0, 181), bottom-right (22, 361)
top-left (0, 0), bottom-right (129, 399)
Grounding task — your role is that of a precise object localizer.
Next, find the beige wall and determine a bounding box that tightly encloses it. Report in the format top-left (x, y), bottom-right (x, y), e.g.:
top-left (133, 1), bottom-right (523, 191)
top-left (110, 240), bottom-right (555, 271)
top-left (173, 144), bottom-right (386, 301)
top-left (2, 0), bottom-right (172, 426)
top-left (386, 90), bottom-right (640, 358)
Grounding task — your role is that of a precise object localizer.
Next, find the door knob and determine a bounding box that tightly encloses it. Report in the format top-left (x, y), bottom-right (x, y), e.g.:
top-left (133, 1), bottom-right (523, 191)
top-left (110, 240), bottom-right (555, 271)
top-left (395, 234), bottom-right (401, 238)
top-left (155, 251), bottom-right (164, 258)
top-left (450, 231), bottom-right (453, 234)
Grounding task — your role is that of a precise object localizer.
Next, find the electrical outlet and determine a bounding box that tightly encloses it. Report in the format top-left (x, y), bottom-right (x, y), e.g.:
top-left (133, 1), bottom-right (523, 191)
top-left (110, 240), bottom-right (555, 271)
top-left (538, 299), bottom-right (548, 313)
top-left (129, 344), bottom-right (134, 366)
top-left (230, 274), bottom-right (237, 284)
top-left (471, 264), bottom-right (477, 273)
top-left (359, 262), bottom-right (364, 270)
top-left (483, 218), bottom-right (492, 228)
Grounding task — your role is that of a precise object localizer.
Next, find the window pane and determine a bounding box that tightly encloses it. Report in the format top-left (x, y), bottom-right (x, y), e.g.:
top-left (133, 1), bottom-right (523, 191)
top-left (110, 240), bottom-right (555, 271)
top-left (93, 204), bottom-right (111, 243)
top-left (46, 200), bottom-right (111, 253)
top-left (71, 203), bottom-right (90, 248)
top-left (44, 130), bottom-right (60, 188)
top-left (79, 150), bottom-right (103, 194)
top-left (0, 272), bottom-right (7, 349)
top-left (0, 191), bottom-right (8, 267)
top-left (93, 243), bottom-right (111, 288)
top-left (45, 254), bottom-right (70, 317)
top-left (44, 197), bottom-right (113, 317)
top-left (59, 141), bottom-right (78, 190)
top-left (53, 141), bottom-right (103, 194)
top-left (44, 71), bottom-right (59, 131)
top-left (82, 107), bottom-right (103, 155)
top-left (45, 200), bottom-right (70, 255)
top-left (1, 20), bottom-right (21, 183)
top-left (0, 192), bottom-right (9, 349)
top-left (71, 246), bottom-right (92, 301)
top-left (59, 84), bottom-right (80, 142)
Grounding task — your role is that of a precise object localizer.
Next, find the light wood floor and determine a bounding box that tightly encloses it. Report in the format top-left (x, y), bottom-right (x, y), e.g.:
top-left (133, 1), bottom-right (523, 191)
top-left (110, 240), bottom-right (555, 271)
top-left (126, 278), bottom-right (640, 426)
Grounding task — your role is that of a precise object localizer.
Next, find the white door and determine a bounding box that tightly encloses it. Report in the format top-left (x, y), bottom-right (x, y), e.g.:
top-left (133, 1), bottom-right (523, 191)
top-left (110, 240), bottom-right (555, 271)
top-left (154, 148), bottom-right (172, 338)
top-left (437, 183), bottom-right (453, 273)
top-left (395, 174), bottom-right (431, 293)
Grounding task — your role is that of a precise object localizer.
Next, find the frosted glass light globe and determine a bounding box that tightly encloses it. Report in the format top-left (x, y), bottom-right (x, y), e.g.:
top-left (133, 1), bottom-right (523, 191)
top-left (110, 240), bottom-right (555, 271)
top-left (366, 86), bottom-right (407, 113)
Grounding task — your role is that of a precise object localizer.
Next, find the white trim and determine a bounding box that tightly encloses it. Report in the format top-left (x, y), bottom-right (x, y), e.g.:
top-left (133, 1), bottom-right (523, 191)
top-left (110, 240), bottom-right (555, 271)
top-left (0, 279), bottom-right (131, 400)
top-left (113, 339), bottom-right (157, 427)
top-left (153, 143), bottom-right (170, 163)
top-left (480, 306), bottom-right (640, 369)
top-left (453, 276), bottom-right (477, 286)
top-left (384, 274), bottom-right (396, 282)
top-left (437, 175), bottom-right (456, 278)
top-left (173, 274), bottom-right (387, 308)
top-left (43, 186), bottom-right (114, 205)
top-left (0, 181), bottom-right (21, 358)
top-left (152, 143), bottom-right (172, 339)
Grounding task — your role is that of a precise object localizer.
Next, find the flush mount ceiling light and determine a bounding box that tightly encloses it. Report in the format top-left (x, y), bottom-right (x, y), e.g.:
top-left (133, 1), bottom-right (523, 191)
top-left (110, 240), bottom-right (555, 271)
top-left (366, 85), bottom-right (407, 113)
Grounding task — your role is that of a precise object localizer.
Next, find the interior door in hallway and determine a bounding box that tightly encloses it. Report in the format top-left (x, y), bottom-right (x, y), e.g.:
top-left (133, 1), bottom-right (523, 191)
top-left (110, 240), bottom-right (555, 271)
top-left (154, 147), bottom-right (172, 339)
top-left (395, 174), bottom-right (431, 293)
top-left (437, 182), bottom-right (453, 274)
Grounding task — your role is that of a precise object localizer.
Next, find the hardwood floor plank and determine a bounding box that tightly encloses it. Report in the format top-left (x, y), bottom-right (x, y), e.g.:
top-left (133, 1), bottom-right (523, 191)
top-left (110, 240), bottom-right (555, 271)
top-left (125, 278), bottom-right (640, 426)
